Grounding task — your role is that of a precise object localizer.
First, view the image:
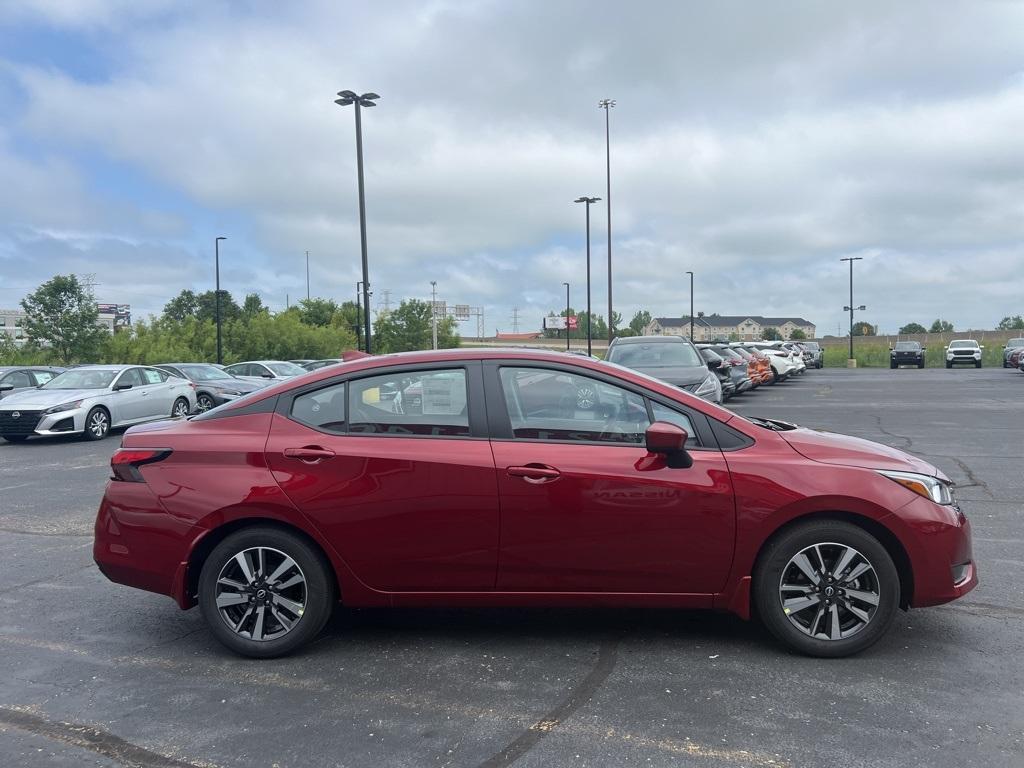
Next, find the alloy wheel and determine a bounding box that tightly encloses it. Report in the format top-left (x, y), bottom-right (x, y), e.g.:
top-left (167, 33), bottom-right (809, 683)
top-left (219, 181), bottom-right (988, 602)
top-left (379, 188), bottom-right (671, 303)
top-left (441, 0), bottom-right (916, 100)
top-left (172, 398), bottom-right (190, 418)
top-left (88, 410), bottom-right (109, 438)
top-left (197, 394), bottom-right (215, 412)
top-left (214, 547), bottom-right (307, 642)
top-left (778, 542), bottom-right (880, 641)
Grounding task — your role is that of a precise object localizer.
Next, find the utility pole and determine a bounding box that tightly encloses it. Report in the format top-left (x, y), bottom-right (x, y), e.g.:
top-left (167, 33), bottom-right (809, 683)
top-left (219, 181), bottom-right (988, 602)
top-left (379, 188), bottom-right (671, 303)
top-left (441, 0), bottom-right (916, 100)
top-left (840, 256), bottom-right (865, 365)
top-left (215, 236), bottom-right (226, 365)
top-left (575, 196), bottom-right (601, 355)
top-left (686, 271), bottom-right (694, 340)
top-left (511, 307), bottom-right (521, 334)
top-left (563, 282), bottom-right (571, 351)
top-left (599, 98), bottom-right (616, 343)
top-left (380, 289), bottom-right (392, 313)
top-left (430, 281), bottom-right (438, 350)
top-left (305, 250), bottom-right (310, 301)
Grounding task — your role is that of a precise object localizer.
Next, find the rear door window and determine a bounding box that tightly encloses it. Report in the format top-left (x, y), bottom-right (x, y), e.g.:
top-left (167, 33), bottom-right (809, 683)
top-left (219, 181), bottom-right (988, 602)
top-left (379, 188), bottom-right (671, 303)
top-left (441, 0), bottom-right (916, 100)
top-left (291, 383), bottom-right (347, 434)
top-left (349, 369), bottom-right (470, 437)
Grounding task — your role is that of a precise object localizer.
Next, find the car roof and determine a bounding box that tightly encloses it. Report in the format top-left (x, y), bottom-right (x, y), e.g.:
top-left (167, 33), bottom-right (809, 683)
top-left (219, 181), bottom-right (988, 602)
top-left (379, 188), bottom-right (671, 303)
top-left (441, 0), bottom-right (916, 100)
top-left (66, 364), bottom-right (138, 372)
top-left (610, 336), bottom-right (691, 345)
top-left (158, 362), bottom-right (221, 368)
top-left (229, 360), bottom-right (294, 365)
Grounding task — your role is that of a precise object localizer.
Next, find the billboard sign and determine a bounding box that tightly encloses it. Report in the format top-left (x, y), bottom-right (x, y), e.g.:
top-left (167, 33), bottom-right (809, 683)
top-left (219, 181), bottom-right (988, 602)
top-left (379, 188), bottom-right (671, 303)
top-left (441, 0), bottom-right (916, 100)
top-left (544, 315), bottom-right (578, 330)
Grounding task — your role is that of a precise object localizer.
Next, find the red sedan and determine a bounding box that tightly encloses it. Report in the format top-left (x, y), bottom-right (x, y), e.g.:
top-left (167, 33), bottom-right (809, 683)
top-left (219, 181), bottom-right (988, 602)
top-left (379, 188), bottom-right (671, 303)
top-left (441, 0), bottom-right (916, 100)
top-left (94, 349), bottom-right (976, 658)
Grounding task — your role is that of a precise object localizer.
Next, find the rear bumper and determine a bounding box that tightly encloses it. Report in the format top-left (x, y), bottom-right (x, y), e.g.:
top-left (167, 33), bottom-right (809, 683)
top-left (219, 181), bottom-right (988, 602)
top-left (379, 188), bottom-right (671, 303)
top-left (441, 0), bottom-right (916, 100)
top-left (93, 479), bottom-right (199, 606)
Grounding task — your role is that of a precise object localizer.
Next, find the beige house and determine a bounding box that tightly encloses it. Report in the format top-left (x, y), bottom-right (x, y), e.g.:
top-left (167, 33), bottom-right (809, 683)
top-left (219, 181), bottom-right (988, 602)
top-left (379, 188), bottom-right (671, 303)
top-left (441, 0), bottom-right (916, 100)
top-left (645, 315), bottom-right (816, 342)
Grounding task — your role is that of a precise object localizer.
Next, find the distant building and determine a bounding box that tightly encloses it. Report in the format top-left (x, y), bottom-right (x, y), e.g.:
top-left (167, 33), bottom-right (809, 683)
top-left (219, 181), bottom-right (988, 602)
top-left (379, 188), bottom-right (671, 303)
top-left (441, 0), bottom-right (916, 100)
top-left (0, 304), bottom-right (131, 346)
top-left (645, 315), bottom-right (816, 342)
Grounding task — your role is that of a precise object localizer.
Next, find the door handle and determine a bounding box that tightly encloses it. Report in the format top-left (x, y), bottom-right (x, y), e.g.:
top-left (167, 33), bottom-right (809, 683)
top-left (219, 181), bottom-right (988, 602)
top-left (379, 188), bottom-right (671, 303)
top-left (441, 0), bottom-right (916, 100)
top-left (507, 464), bottom-right (561, 483)
top-left (283, 446), bottom-right (336, 463)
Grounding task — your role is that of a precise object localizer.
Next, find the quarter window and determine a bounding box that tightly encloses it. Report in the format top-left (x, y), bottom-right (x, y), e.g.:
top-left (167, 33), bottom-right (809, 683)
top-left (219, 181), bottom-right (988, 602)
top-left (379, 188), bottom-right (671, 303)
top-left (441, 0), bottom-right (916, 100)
top-left (499, 367), bottom-right (648, 444)
top-left (141, 368), bottom-right (164, 385)
top-left (348, 369), bottom-right (470, 437)
top-left (292, 383), bottom-right (347, 434)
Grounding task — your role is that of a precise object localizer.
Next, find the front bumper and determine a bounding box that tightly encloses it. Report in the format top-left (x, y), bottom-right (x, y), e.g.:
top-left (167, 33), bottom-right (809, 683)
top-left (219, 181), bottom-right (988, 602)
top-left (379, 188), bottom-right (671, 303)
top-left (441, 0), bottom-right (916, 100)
top-left (0, 406), bottom-right (87, 437)
top-left (947, 354), bottom-right (981, 364)
top-left (885, 495), bottom-right (978, 608)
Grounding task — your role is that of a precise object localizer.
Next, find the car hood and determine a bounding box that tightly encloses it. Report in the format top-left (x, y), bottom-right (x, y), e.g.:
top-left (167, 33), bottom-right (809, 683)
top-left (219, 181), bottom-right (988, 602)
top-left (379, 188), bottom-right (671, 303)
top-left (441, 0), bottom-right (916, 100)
top-left (773, 422), bottom-right (947, 479)
top-left (0, 388), bottom-right (103, 409)
top-left (628, 365), bottom-right (709, 387)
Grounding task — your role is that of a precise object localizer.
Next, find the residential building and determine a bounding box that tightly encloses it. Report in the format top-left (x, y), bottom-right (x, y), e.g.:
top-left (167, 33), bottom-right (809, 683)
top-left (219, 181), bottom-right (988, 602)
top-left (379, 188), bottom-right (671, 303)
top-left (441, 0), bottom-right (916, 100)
top-left (645, 315), bottom-right (816, 341)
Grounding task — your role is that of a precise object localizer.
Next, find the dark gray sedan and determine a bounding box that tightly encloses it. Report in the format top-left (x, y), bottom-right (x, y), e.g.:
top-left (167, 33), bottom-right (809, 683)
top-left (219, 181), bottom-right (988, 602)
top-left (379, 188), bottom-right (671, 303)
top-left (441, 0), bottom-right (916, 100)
top-left (0, 366), bottom-right (65, 400)
top-left (155, 363), bottom-right (265, 412)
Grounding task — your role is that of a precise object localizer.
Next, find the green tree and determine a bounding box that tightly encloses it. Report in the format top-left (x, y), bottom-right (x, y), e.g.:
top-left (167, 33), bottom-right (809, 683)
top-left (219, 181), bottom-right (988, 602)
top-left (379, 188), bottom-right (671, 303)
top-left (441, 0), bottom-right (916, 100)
top-left (297, 297), bottom-right (340, 327)
top-left (20, 274), bottom-right (106, 364)
top-left (195, 290), bottom-right (241, 323)
top-left (242, 292), bottom-right (268, 318)
top-left (851, 321), bottom-right (875, 336)
top-left (789, 328), bottom-right (807, 340)
top-left (929, 319), bottom-right (954, 333)
top-left (761, 327), bottom-right (782, 340)
top-left (628, 310), bottom-right (652, 336)
top-left (609, 310), bottom-right (622, 337)
top-left (899, 323), bottom-right (927, 334)
top-left (997, 315), bottom-right (1024, 330)
top-left (373, 299), bottom-right (459, 353)
top-left (163, 290), bottom-right (199, 321)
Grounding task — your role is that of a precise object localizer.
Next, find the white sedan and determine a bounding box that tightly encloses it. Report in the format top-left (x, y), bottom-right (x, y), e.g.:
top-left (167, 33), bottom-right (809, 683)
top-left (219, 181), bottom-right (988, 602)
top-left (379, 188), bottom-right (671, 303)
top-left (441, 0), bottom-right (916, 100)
top-left (0, 365), bottom-right (196, 442)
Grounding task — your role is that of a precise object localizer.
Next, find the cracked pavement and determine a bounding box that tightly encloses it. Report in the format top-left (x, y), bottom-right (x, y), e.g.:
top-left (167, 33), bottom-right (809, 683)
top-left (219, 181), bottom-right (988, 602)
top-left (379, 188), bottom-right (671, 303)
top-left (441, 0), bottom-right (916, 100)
top-left (1, 366), bottom-right (1023, 767)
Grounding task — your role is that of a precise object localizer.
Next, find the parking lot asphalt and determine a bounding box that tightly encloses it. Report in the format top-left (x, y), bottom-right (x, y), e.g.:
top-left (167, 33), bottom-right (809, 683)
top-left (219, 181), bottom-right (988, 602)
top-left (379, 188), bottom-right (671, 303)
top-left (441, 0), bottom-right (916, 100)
top-left (1, 367), bottom-right (1022, 768)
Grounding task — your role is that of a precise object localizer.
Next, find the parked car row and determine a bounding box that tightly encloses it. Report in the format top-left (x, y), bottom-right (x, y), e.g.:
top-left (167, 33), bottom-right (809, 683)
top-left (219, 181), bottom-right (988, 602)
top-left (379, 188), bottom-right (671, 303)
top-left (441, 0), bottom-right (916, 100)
top-left (604, 335), bottom-right (816, 405)
top-left (1002, 337), bottom-right (1024, 370)
top-left (0, 359), bottom-right (337, 442)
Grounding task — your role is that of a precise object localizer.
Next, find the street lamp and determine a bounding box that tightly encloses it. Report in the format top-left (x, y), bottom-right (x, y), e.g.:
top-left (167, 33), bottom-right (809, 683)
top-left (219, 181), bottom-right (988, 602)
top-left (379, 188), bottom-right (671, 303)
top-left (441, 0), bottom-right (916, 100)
top-left (599, 98), bottom-right (615, 342)
top-left (563, 282), bottom-right (570, 351)
top-left (574, 195), bottom-right (601, 356)
top-left (305, 250), bottom-right (310, 301)
top-left (840, 256), bottom-right (865, 363)
top-left (686, 271), bottom-right (694, 340)
top-left (430, 281), bottom-right (438, 350)
top-left (214, 236), bottom-right (226, 365)
top-left (335, 89), bottom-right (380, 353)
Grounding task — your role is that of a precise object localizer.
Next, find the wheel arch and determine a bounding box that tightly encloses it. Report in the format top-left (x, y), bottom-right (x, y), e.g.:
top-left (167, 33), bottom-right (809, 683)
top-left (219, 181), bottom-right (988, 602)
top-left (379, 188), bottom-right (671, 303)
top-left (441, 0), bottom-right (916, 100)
top-left (184, 517), bottom-right (342, 609)
top-left (751, 510), bottom-right (914, 611)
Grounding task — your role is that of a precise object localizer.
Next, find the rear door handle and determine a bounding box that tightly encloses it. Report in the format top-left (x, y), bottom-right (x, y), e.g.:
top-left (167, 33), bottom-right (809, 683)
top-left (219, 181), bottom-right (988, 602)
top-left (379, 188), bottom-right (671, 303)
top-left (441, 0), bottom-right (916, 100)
top-left (283, 446), bottom-right (336, 463)
top-left (507, 464), bottom-right (561, 483)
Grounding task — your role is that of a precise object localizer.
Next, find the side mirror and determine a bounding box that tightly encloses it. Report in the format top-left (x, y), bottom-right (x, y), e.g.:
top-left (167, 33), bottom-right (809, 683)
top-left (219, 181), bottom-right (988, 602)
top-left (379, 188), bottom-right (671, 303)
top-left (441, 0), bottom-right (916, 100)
top-left (114, 383), bottom-right (133, 391)
top-left (645, 421), bottom-right (693, 469)
top-left (0, 384), bottom-right (13, 392)
top-left (706, 358), bottom-right (721, 369)
top-left (261, 373), bottom-right (275, 379)
top-left (980, 345), bottom-right (985, 349)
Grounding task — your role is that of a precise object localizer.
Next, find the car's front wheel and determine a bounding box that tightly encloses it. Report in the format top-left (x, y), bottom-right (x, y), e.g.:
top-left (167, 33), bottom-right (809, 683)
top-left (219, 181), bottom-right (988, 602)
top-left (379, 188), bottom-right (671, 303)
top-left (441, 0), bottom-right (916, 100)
top-left (198, 527), bottom-right (335, 658)
top-left (83, 407), bottom-right (110, 441)
top-left (753, 520), bottom-right (899, 657)
top-left (172, 397), bottom-right (191, 419)
top-left (196, 393), bottom-right (217, 412)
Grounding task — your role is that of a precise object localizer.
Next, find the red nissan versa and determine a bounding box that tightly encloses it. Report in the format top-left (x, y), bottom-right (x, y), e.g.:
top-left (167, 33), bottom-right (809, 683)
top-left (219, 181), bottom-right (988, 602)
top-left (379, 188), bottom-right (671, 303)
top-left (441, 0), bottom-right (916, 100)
top-left (93, 349), bottom-right (977, 658)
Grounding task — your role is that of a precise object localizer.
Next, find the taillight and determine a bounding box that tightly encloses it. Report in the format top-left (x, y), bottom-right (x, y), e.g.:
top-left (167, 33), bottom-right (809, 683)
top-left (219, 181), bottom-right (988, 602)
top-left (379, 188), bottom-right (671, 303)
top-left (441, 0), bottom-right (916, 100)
top-left (110, 448), bottom-right (172, 482)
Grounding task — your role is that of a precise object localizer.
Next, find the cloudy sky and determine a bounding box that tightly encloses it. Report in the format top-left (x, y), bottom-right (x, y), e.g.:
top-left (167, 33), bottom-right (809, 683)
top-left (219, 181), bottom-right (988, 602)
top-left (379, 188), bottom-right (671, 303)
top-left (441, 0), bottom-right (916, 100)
top-left (1, 0), bottom-right (1023, 337)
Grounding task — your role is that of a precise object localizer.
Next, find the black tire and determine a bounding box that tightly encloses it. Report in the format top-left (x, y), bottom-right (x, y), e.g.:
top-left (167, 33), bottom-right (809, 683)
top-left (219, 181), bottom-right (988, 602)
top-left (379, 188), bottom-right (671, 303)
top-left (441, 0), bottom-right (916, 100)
top-left (771, 368), bottom-right (780, 384)
top-left (918, 360), bottom-right (925, 369)
top-left (890, 362), bottom-right (897, 369)
top-left (196, 393), bottom-right (217, 412)
top-left (172, 397), bottom-right (191, 419)
top-left (83, 406), bottom-right (110, 441)
top-left (945, 362), bottom-right (952, 369)
top-left (1, 434), bottom-right (28, 443)
top-left (975, 361), bottom-right (982, 369)
top-left (753, 519), bottom-right (899, 658)
top-left (198, 526), bottom-right (335, 658)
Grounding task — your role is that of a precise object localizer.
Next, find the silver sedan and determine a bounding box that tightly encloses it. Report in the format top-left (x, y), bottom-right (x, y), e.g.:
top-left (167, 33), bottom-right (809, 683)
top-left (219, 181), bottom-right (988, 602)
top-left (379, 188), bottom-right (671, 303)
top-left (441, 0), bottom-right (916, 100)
top-left (0, 365), bottom-right (197, 442)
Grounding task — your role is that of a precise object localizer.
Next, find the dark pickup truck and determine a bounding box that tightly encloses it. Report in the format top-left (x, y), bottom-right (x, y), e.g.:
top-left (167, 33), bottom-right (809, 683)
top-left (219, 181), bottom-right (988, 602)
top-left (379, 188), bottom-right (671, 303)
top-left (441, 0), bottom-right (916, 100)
top-left (890, 341), bottom-right (925, 368)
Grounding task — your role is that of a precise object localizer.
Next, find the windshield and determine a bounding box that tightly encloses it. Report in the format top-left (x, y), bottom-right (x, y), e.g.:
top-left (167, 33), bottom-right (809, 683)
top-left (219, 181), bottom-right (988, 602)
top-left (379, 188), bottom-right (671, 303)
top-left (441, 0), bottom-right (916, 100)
top-left (42, 369), bottom-right (117, 390)
top-left (177, 364), bottom-right (230, 381)
top-left (949, 341), bottom-right (977, 348)
top-left (1007, 339), bottom-right (1024, 347)
top-left (268, 362), bottom-right (307, 376)
top-left (894, 342), bottom-right (920, 350)
top-left (606, 342), bottom-right (703, 368)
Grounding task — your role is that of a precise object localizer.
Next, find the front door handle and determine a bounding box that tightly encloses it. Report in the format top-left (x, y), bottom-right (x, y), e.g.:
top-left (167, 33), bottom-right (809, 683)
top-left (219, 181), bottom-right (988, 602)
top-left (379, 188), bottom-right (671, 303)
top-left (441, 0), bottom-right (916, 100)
top-left (507, 464), bottom-right (561, 483)
top-left (283, 446), bottom-right (336, 463)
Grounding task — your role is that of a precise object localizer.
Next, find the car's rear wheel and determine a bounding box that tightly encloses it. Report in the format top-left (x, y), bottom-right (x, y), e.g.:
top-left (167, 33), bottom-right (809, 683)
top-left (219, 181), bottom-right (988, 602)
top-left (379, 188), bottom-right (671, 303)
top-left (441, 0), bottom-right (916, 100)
top-left (753, 520), bottom-right (899, 658)
top-left (196, 393), bottom-right (216, 412)
top-left (198, 527), bottom-right (335, 658)
top-left (83, 407), bottom-right (110, 441)
top-left (172, 397), bottom-right (191, 419)
top-left (1, 434), bottom-right (27, 443)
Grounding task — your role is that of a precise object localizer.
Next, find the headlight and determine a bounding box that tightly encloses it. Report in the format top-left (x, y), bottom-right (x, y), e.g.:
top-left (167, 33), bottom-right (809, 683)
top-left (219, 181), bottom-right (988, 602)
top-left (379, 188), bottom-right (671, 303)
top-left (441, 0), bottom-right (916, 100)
top-left (694, 373), bottom-right (718, 397)
top-left (44, 400), bottom-right (83, 415)
top-left (878, 470), bottom-right (953, 505)
top-left (213, 386), bottom-right (242, 395)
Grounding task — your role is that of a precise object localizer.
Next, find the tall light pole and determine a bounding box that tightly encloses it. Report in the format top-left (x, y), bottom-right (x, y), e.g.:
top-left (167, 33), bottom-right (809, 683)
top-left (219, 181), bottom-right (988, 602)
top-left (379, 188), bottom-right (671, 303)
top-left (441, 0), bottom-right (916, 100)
top-left (574, 196), bottom-right (601, 356)
top-left (840, 256), bottom-right (865, 363)
top-left (430, 281), bottom-right (438, 350)
top-left (563, 282), bottom-right (571, 351)
top-left (305, 250), bottom-right (310, 301)
top-left (686, 271), bottom-right (694, 340)
top-left (214, 236), bottom-right (226, 365)
top-left (599, 98), bottom-right (615, 342)
top-left (335, 89), bottom-right (380, 353)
